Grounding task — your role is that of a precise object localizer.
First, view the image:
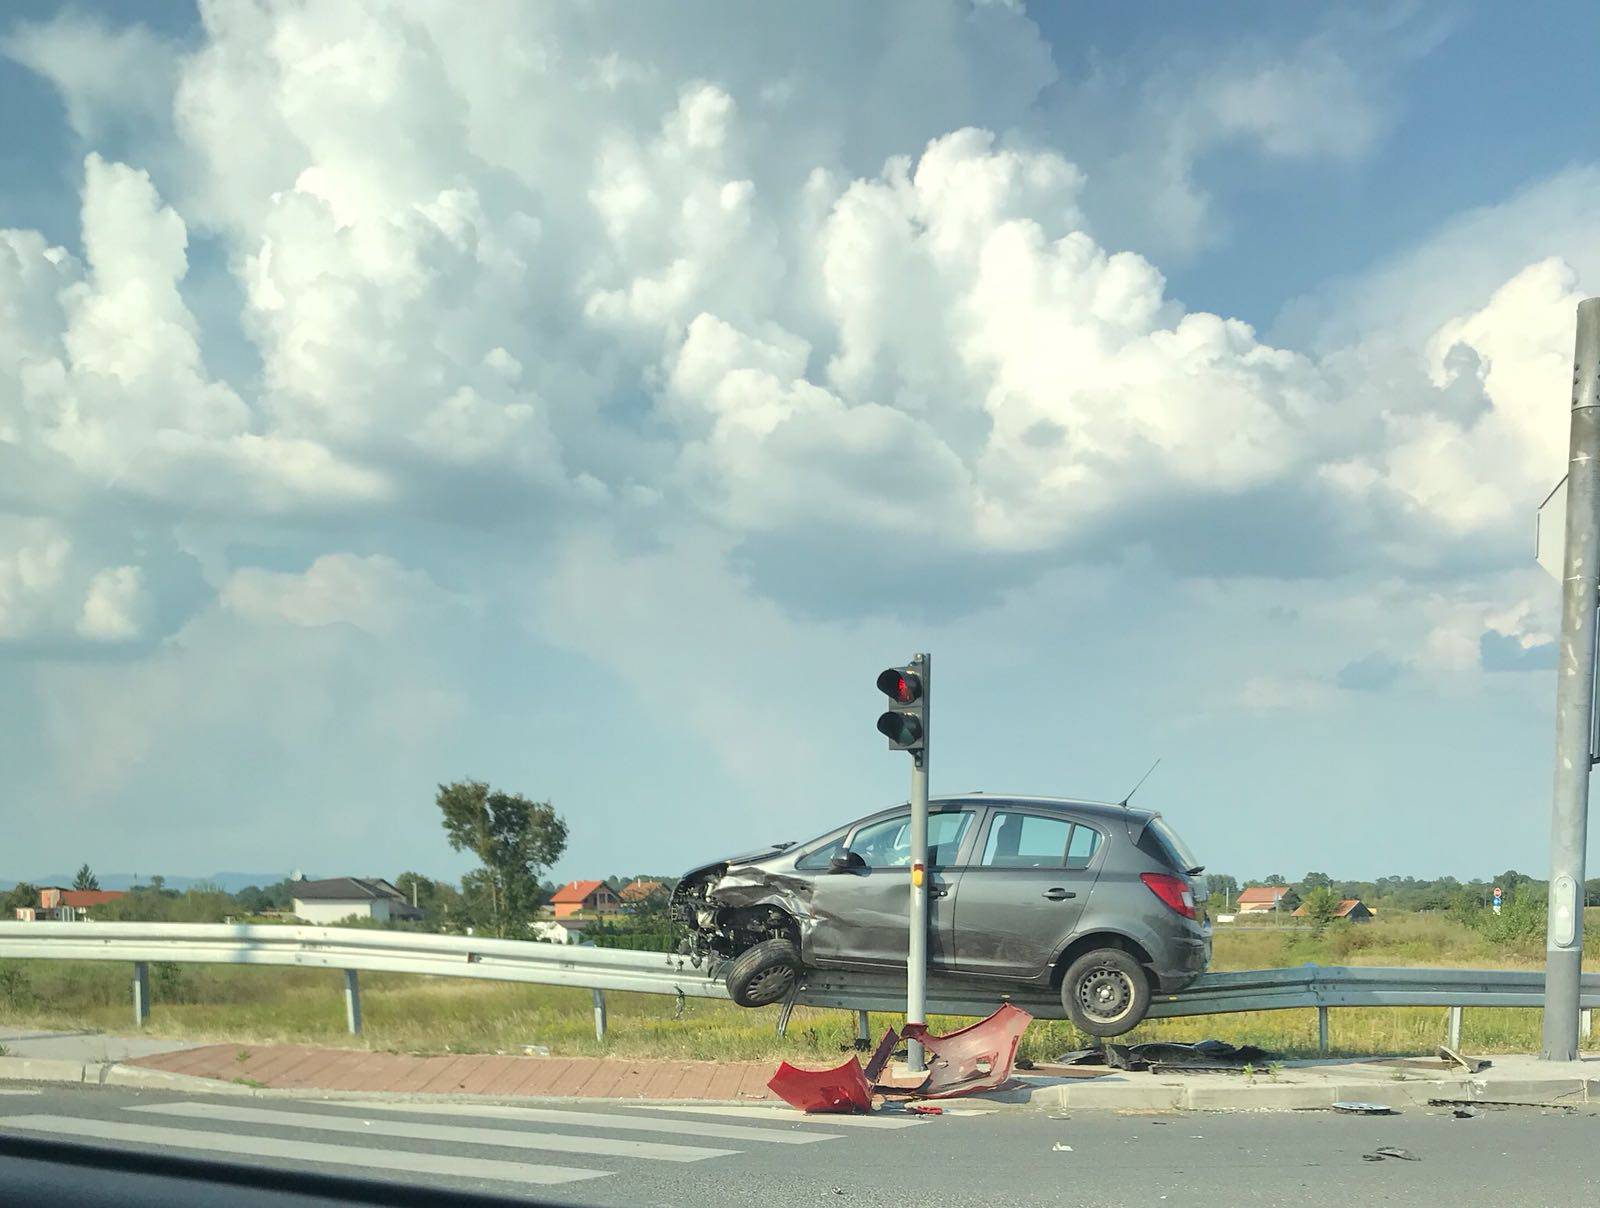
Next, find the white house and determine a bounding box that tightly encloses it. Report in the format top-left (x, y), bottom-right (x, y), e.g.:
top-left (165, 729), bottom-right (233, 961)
top-left (289, 877), bottom-right (423, 925)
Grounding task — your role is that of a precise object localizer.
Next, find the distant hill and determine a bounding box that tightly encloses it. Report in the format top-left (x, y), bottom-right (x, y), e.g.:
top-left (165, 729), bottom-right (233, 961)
top-left (1, 872), bottom-right (306, 894)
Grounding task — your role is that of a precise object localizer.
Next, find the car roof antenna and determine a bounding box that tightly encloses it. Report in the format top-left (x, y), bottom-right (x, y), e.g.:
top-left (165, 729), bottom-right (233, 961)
top-left (1117, 758), bottom-right (1161, 809)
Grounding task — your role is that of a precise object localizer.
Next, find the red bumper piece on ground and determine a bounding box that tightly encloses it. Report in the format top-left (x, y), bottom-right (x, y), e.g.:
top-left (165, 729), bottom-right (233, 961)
top-left (767, 1056), bottom-right (875, 1113)
top-left (900, 1002), bottom-right (1033, 1098)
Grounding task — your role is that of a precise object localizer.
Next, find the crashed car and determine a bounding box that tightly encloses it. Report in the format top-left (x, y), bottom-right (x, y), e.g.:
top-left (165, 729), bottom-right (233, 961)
top-left (671, 794), bottom-right (1210, 1036)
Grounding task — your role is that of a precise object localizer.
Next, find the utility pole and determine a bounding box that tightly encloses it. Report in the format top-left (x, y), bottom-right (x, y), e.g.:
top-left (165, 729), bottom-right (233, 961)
top-left (906, 655), bottom-right (930, 1073)
top-left (874, 653), bottom-right (931, 1072)
top-left (1544, 297), bottom-right (1600, 1062)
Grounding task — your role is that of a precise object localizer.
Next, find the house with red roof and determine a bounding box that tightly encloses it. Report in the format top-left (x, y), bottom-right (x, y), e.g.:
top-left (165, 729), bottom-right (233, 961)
top-left (550, 879), bottom-right (621, 919)
top-left (1292, 898), bottom-right (1374, 923)
top-left (620, 878), bottom-right (667, 906)
top-left (1236, 885), bottom-right (1299, 914)
top-left (30, 886), bottom-right (127, 921)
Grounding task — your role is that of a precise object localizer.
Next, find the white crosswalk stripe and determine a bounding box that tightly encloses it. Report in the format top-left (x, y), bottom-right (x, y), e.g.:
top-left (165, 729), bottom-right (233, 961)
top-left (633, 1103), bottom-right (926, 1129)
top-left (315, 1098), bottom-right (845, 1143)
top-left (0, 1114), bottom-right (608, 1187)
top-left (130, 1101), bottom-right (736, 1162)
top-left (0, 1094), bottom-right (883, 1193)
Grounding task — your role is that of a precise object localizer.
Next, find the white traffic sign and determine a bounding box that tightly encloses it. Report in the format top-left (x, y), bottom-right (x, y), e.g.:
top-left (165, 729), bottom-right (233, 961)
top-left (1537, 475), bottom-right (1568, 579)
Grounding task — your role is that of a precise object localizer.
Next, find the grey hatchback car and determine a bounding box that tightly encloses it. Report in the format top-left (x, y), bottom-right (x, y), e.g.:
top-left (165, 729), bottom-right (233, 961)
top-left (671, 794), bottom-right (1210, 1036)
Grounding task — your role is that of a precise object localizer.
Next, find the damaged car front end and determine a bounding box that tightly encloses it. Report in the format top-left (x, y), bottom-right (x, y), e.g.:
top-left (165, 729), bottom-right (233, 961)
top-left (669, 842), bottom-right (822, 1006)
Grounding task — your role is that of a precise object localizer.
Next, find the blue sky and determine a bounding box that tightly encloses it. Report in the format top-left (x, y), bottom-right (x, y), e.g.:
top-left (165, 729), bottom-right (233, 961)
top-left (2, 1), bottom-right (1597, 890)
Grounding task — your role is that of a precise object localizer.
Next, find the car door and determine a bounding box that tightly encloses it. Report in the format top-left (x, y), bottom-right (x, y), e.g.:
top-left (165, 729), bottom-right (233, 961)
top-left (951, 808), bottom-right (1105, 978)
top-left (805, 806), bottom-right (977, 970)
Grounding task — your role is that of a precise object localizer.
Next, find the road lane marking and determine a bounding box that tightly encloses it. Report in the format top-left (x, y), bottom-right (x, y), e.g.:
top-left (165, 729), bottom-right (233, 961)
top-left (130, 1101), bottom-right (737, 1163)
top-left (632, 1104), bottom-right (924, 1129)
top-left (314, 1099), bottom-right (842, 1144)
top-left (0, 1115), bottom-right (606, 1187)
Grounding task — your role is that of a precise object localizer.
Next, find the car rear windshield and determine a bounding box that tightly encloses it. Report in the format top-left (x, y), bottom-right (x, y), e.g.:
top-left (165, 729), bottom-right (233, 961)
top-left (1144, 817), bottom-right (1202, 875)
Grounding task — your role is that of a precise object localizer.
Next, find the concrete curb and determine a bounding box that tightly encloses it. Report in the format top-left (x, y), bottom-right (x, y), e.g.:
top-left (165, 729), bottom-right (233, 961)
top-left (1009, 1070), bottom-right (1600, 1112)
top-left (0, 1057), bottom-right (100, 1086)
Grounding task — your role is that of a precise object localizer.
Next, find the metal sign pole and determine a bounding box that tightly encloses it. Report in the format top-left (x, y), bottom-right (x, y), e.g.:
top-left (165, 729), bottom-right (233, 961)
top-left (906, 652), bottom-right (930, 1073)
top-left (1543, 297), bottom-right (1600, 1062)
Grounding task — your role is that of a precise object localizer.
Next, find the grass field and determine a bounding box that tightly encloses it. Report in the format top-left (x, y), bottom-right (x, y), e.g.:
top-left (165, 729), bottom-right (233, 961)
top-left (1, 913), bottom-right (1595, 1063)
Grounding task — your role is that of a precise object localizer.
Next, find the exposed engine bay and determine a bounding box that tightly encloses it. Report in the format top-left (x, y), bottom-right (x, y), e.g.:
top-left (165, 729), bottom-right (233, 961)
top-left (669, 843), bottom-right (823, 968)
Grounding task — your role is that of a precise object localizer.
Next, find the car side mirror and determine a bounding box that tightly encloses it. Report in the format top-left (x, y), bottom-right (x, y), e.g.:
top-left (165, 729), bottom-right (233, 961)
top-left (829, 851), bottom-right (866, 872)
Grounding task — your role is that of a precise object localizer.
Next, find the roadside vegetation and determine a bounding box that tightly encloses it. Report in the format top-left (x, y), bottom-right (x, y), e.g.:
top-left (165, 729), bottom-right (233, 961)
top-left (3, 909), bottom-right (1594, 1064)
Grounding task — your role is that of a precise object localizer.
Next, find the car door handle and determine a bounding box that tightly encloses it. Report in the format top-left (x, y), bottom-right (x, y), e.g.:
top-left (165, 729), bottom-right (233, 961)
top-left (1042, 888), bottom-right (1076, 901)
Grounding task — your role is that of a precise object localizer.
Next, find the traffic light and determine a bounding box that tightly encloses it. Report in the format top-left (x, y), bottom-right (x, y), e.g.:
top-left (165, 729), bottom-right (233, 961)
top-left (876, 662), bottom-right (927, 757)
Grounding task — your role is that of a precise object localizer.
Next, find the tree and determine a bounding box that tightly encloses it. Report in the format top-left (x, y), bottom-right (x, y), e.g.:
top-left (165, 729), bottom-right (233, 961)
top-left (1263, 874), bottom-right (1288, 887)
top-left (3, 883), bottom-right (39, 914)
top-left (394, 872), bottom-right (463, 928)
top-left (1300, 871), bottom-right (1331, 891)
top-left (234, 881), bottom-right (294, 914)
top-left (1204, 874), bottom-right (1238, 906)
top-left (72, 864), bottom-right (100, 892)
top-left (1301, 886), bottom-right (1339, 933)
top-left (436, 780), bottom-right (568, 938)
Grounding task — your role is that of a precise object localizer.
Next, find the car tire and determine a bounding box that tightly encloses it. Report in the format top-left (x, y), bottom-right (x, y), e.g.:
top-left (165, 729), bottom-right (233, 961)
top-left (1060, 948), bottom-right (1150, 1037)
top-left (725, 938), bottom-right (802, 1008)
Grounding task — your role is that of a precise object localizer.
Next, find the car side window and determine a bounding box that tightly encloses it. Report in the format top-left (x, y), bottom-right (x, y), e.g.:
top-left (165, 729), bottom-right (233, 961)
top-left (795, 837), bottom-right (846, 870)
top-left (927, 810), bottom-right (975, 867)
top-left (980, 812), bottom-right (1073, 869)
top-left (850, 814), bottom-right (910, 867)
top-left (1065, 824), bottom-right (1102, 869)
top-left (847, 810), bottom-right (974, 869)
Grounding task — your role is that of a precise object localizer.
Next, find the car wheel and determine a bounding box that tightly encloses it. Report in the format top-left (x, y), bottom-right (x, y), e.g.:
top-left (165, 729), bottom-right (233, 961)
top-left (1060, 948), bottom-right (1150, 1037)
top-left (725, 938), bottom-right (802, 1008)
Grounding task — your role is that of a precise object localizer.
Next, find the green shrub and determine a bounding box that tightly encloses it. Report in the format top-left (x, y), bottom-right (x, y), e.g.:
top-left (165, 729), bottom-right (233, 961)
top-left (0, 963), bottom-right (32, 1008)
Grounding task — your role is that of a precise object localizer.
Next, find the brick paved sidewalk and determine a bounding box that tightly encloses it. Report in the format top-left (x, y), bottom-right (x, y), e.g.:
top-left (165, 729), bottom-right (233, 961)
top-left (129, 1044), bottom-right (781, 1101)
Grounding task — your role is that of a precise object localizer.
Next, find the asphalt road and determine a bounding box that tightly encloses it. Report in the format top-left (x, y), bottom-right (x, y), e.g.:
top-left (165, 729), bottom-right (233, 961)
top-left (1, 1082), bottom-right (1597, 1207)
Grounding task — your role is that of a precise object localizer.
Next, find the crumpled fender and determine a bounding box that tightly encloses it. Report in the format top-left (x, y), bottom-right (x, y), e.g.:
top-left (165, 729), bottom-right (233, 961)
top-left (697, 865), bottom-right (824, 952)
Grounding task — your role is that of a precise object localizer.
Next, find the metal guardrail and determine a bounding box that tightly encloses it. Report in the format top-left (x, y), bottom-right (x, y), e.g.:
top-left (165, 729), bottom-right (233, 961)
top-left (0, 922), bottom-right (1594, 1051)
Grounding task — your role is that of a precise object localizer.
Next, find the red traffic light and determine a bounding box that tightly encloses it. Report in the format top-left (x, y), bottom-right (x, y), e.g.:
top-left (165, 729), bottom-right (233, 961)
top-left (876, 668), bottom-right (922, 704)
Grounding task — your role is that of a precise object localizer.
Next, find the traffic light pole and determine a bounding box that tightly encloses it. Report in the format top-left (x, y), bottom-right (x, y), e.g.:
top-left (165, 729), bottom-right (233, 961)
top-left (1544, 298), bottom-right (1600, 1062)
top-left (906, 653), bottom-right (930, 1073)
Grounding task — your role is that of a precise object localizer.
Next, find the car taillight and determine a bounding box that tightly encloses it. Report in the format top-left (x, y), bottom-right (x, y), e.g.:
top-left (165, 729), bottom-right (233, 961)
top-left (1141, 872), bottom-right (1197, 919)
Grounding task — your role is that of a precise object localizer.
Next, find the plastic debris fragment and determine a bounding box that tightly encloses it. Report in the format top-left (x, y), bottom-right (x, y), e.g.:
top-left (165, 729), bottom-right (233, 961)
top-left (1332, 1101), bottom-right (1396, 1115)
top-left (768, 1056), bottom-right (874, 1113)
top-left (902, 1002), bottom-right (1033, 1099)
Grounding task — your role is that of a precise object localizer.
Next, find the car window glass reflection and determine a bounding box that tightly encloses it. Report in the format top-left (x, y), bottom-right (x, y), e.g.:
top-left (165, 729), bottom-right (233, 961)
top-left (794, 838), bottom-right (845, 870)
top-left (1066, 824), bottom-right (1101, 869)
top-left (849, 810), bottom-right (972, 867)
top-left (981, 812), bottom-right (1072, 868)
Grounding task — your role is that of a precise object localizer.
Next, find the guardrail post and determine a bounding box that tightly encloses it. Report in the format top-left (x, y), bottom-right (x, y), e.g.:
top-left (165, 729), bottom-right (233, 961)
top-left (1582, 1008), bottom-right (1592, 1044)
top-left (593, 989), bottom-right (607, 1043)
top-left (1447, 1006), bottom-right (1462, 1050)
top-left (1316, 1007), bottom-right (1328, 1055)
top-left (132, 962), bottom-right (150, 1028)
top-left (344, 970), bottom-right (362, 1036)
top-left (855, 1010), bottom-right (870, 1045)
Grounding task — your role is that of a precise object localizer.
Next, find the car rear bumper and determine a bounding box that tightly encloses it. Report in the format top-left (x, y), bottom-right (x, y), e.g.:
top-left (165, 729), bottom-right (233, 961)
top-left (1150, 931), bottom-right (1211, 994)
